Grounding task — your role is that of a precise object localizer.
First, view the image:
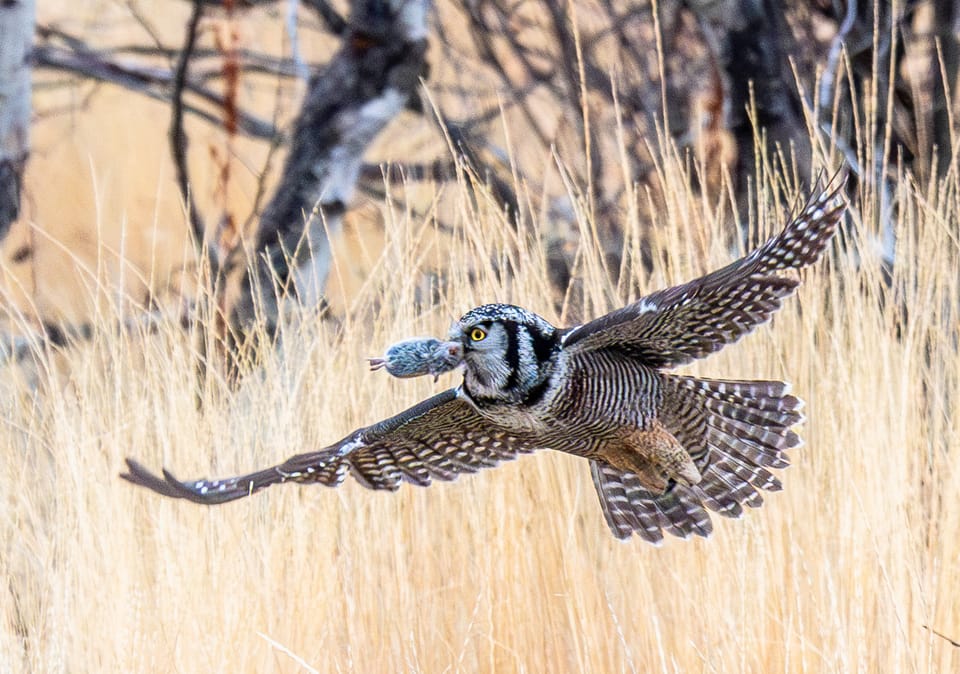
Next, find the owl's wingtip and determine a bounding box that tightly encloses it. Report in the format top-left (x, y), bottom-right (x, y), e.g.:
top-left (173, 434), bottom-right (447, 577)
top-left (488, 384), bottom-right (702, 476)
top-left (120, 458), bottom-right (183, 499)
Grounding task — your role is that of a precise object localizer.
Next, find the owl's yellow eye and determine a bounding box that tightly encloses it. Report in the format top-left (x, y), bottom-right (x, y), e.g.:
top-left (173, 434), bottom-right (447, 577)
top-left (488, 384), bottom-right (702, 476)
top-left (470, 327), bottom-right (487, 342)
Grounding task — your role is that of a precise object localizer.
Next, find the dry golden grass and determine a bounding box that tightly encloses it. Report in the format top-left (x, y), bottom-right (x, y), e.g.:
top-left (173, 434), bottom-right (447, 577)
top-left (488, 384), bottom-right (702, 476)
top-left (1, 3), bottom-right (958, 672)
top-left (0, 147), bottom-right (958, 673)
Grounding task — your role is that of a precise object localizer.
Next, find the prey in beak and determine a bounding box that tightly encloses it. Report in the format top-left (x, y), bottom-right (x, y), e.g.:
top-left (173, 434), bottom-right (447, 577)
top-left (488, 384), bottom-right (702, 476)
top-left (368, 337), bottom-right (463, 382)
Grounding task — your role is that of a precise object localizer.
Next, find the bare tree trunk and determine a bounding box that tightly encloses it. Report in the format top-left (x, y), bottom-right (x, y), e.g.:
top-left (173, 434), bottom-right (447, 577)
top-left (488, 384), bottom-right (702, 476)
top-left (0, 0), bottom-right (35, 241)
top-left (3, 0), bottom-right (45, 627)
top-left (687, 0), bottom-right (809, 197)
top-left (226, 0), bottom-right (430, 338)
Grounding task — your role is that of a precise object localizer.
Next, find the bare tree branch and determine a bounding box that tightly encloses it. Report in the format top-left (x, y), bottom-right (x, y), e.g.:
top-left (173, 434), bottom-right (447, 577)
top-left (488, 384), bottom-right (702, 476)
top-left (169, 0), bottom-right (210, 259)
top-left (227, 0), bottom-right (430, 338)
top-left (33, 33), bottom-right (281, 140)
top-left (193, 0), bottom-right (348, 34)
top-left (302, 0), bottom-right (348, 36)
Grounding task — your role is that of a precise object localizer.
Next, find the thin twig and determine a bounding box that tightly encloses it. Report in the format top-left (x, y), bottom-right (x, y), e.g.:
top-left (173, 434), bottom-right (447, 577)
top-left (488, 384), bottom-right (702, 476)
top-left (34, 42), bottom-right (280, 139)
top-left (239, 41), bottom-right (291, 251)
top-left (124, 0), bottom-right (168, 56)
top-left (169, 0), bottom-right (211, 263)
top-left (923, 625), bottom-right (960, 648)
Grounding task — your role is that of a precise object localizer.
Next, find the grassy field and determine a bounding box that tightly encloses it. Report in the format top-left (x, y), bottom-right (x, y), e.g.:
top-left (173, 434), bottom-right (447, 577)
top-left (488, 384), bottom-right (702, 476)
top-left (1, 3), bottom-right (959, 673)
top-left (1, 152), bottom-right (957, 672)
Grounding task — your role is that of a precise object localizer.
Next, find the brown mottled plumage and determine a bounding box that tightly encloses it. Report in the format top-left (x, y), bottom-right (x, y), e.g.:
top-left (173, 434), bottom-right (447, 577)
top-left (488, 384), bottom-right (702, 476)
top-left (122, 179), bottom-right (846, 543)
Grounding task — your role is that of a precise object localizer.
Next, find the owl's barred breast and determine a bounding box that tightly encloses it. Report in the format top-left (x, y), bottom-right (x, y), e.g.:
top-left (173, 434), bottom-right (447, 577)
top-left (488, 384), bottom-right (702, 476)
top-left (463, 347), bottom-right (666, 460)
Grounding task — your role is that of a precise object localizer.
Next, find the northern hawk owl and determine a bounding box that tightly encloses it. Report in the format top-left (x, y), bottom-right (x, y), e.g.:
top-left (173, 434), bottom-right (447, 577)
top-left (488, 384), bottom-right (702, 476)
top-left (122, 181), bottom-right (845, 543)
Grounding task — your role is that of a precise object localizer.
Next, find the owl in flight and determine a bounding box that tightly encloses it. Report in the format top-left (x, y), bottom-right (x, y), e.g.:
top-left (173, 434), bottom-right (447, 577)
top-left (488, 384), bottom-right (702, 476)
top-left (122, 180), bottom-right (845, 543)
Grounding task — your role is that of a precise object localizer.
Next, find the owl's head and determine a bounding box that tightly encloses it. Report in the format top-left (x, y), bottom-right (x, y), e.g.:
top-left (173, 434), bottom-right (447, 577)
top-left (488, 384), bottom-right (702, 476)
top-left (451, 303), bottom-right (559, 403)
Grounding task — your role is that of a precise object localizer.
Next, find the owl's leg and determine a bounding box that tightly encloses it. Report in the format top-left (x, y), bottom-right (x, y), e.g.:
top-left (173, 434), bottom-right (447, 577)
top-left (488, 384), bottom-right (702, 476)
top-left (600, 422), bottom-right (701, 490)
top-left (597, 446), bottom-right (667, 492)
top-left (645, 423), bottom-right (702, 487)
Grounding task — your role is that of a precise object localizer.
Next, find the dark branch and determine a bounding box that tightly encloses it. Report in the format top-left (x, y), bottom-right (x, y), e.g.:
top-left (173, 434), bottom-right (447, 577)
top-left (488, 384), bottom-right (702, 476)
top-left (302, 0), bottom-right (348, 35)
top-left (228, 0), bottom-right (431, 336)
top-left (0, 160), bottom-right (23, 241)
top-left (169, 0), bottom-right (209, 259)
top-left (923, 625), bottom-right (960, 648)
top-left (191, 0), bottom-right (348, 34)
top-left (34, 29), bottom-right (281, 139)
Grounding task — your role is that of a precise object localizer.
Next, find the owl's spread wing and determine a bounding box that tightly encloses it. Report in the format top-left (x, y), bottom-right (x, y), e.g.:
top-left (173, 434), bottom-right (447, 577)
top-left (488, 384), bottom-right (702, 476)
top-left (560, 180), bottom-right (846, 368)
top-left (121, 389), bottom-right (539, 505)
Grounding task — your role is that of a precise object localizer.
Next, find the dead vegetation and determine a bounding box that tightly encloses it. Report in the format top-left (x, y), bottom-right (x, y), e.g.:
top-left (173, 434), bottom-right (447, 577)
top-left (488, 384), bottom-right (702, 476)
top-left (0, 1), bottom-right (958, 672)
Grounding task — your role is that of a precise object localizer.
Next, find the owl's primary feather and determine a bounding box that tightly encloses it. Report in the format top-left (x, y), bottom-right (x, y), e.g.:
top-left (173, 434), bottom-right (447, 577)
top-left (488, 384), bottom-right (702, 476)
top-left (122, 390), bottom-right (538, 503)
top-left (122, 179), bottom-right (846, 543)
top-left (560, 180), bottom-right (846, 366)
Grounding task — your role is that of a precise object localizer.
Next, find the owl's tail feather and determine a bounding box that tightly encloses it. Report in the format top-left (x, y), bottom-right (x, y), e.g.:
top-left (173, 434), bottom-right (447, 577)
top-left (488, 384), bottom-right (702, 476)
top-left (591, 376), bottom-right (803, 543)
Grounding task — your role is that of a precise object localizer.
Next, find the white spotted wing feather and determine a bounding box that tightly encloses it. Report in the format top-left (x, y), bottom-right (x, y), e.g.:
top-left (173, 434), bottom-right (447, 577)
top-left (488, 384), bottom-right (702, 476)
top-left (121, 389), bottom-right (539, 504)
top-left (561, 180), bottom-right (846, 367)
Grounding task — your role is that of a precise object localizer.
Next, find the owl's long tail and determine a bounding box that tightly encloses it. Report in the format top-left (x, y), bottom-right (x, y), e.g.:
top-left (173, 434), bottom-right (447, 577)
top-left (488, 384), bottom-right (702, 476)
top-left (591, 375), bottom-right (804, 543)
